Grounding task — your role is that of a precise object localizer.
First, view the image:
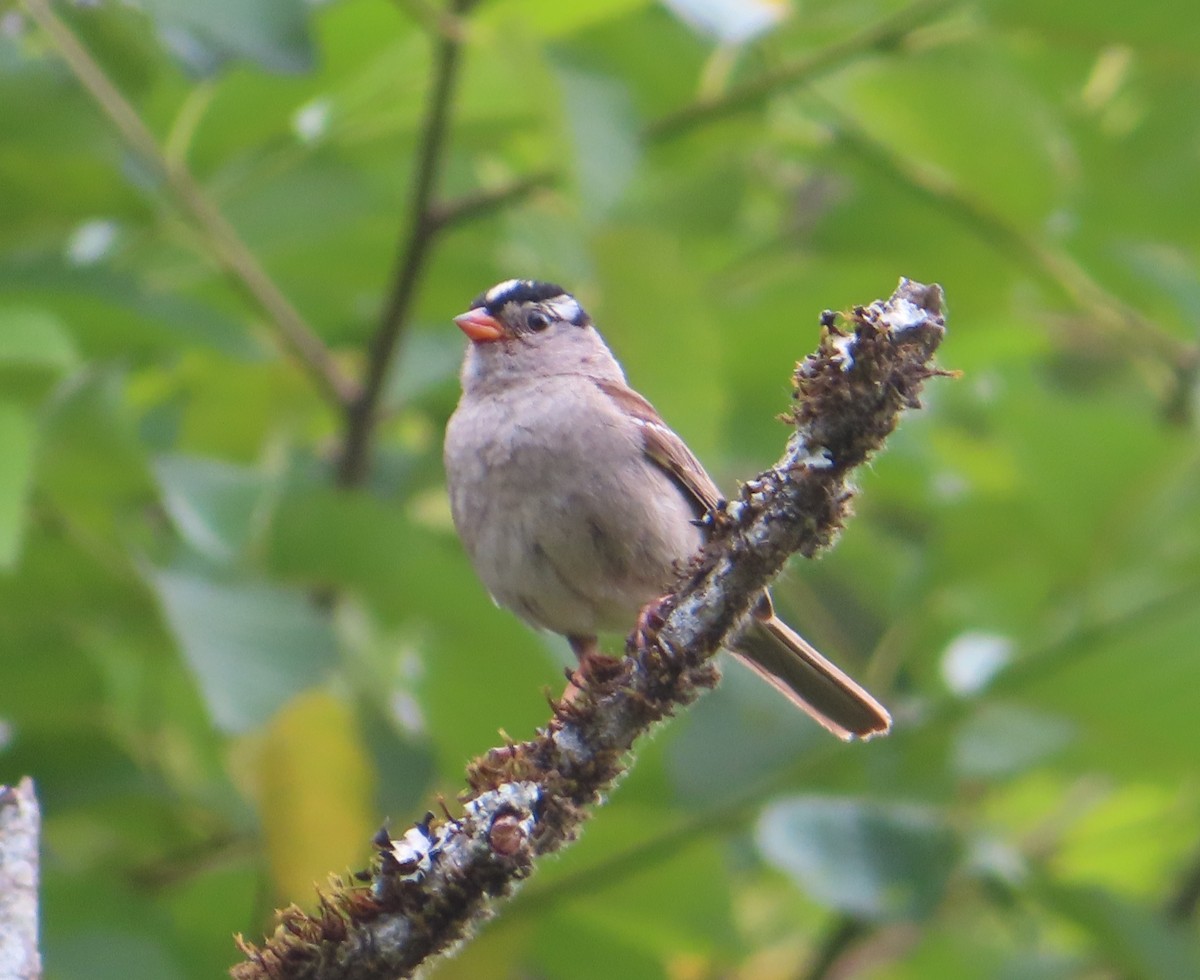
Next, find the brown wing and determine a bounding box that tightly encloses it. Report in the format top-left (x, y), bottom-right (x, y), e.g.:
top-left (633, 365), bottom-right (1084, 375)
top-left (594, 381), bottom-right (892, 740)
top-left (594, 378), bottom-right (722, 519)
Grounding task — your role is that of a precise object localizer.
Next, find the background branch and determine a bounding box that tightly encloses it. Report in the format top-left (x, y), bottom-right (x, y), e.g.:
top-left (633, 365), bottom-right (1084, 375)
top-left (0, 778), bottom-right (41, 980)
top-left (20, 0), bottom-right (358, 409)
top-left (231, 278), bottom-right (949, 980)
top-left (336, 0), bottom-right (476, 487)
top-left (427, 171), bottom-right (558, 231)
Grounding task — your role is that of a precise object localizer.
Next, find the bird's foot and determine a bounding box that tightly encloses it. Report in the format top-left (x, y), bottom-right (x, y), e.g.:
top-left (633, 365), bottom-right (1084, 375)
top-left (631, 594), bottom-right (673, 652)
top-left (561, 635), bottom-right (620, 702)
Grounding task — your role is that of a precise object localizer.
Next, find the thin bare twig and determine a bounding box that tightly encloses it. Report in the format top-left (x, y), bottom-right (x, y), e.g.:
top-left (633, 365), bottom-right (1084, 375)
top-left (428, 171), bottom-right (557, 231)
top-left (336, 0), bottom-right (475, 487)
top-left (231, 279), bottom-right (949, 980)
top-left (20, 0), bottom-right (358, 409)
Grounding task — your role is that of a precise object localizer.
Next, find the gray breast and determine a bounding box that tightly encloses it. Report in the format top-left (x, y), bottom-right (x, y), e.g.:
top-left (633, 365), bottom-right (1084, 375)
top-left (445, 375), bottom-right (702, 637)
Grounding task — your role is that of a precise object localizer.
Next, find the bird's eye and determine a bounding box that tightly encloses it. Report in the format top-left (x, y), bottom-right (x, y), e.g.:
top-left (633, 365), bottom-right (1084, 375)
top-left (526, 310), bottom-right (551, 332)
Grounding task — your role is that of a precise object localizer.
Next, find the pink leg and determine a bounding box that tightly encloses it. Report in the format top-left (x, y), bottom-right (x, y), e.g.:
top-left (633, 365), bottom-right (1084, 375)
top-left (561, 634), bottom-right (600, 703)
top-left (632, 594), bottom-right (672, 649)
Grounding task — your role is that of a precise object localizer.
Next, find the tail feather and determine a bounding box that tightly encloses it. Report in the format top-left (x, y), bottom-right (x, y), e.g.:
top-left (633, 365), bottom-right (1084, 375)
top-left (731, 615), bottom-right (892, 741)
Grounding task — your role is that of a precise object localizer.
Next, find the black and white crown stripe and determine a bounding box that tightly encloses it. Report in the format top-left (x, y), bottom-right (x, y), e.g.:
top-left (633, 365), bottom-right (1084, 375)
top-left (473, 279), bottom-right (588, 327)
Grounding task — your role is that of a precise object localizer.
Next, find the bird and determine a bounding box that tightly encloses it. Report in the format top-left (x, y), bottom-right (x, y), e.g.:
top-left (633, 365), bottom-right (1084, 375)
top-left (443, 278), bottom-right (891, 740)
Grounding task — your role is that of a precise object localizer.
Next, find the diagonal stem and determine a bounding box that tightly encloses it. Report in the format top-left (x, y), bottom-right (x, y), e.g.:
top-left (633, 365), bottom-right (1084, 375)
top-left (643, 0), bottom-right (955, 141)
top-left (428, 171), bottom-right (557, 231)
top-left (821, 99), bottom-right (1197, 380)
top-left (20, 0), bottom-right (359, 409)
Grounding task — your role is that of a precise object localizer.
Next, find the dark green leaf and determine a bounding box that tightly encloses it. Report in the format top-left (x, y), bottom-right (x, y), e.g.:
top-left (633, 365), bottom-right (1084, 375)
top-left (952, 703), bottom-right (1075, 779)
top-left (150, 569), bottom-right (336, 732)
top-left (756, 796), bottom-right (961, 921)
top-left (152, 454), bottom-right (276, 563)
top-left (556, 64), bottom-right (640, 220)
top-left (0, 306), bottom-right (78, 371)
top-left (381, 328), bottom-right (465, 411)
top-left (138, 0), bottom-right (315, 75)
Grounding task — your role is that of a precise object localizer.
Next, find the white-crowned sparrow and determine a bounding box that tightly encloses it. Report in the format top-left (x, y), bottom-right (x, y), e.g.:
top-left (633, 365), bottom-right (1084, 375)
top-left (444, 279), bottom-right (891, 740)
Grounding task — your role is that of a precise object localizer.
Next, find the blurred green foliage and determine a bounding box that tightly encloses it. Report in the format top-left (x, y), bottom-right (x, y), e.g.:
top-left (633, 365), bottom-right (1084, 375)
top-left (1, 0), bottom-right (1198, 977)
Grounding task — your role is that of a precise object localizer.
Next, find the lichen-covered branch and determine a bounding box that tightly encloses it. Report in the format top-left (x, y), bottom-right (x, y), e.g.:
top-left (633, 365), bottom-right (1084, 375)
top-left (0, 778), bottom-right (42, 980)
top-left (231, 278), bottom-right (949, 980)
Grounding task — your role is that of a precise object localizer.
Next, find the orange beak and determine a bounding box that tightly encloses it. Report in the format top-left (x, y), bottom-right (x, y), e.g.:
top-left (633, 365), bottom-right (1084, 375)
top-left (454, 308), bottom-right (505, 343)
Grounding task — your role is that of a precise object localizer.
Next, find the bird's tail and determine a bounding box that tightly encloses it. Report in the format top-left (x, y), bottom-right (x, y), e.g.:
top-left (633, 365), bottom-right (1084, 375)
top-left (730, 614), bottom-right (892, 741)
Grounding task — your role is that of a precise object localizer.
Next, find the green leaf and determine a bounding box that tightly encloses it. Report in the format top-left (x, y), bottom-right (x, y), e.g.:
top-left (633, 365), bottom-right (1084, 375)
top-left (556, 65), bottom-right (640, 220)
top-left (49, 930), bottom-right (187, 980)
top-left (150, 569), bottom-right (336, 732)
top-left (667, 658), bottom-right (824, 805)
top-left (1016, 591), bottom-right (1200, 779)
top-left (137, 0), bottom-right (315, 74)
top-left (531, 917), bottom-right (667, 980)
top-left (756, 796), bottom-right (961, 921)
top-left (0, 307), bottom-right (80, 407)
top-left (37, 368), bottom-right (155, 540)
top-left (152, 454), bottom-right (276, 563)
top-left (0, 403), bottom-right (36, 570)
top-left (161, 864), bottom-right (260, 979)
top-left (591, 228), bottom-right (725, 460)
top-left (381, 328), bottom-right (465, 411)
top-left (479, 0), bottom-right (653, 38)
top-left (953, 703), bottom-right (1076, 779)
top-left (993, 0), bottom-right (1200, 55)
top-left (0, 259), bottom-right (262, 360)
top-left (0, 306), bottom-right (79, 371)
top-left (525, 802), bottom-right (735, 970)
